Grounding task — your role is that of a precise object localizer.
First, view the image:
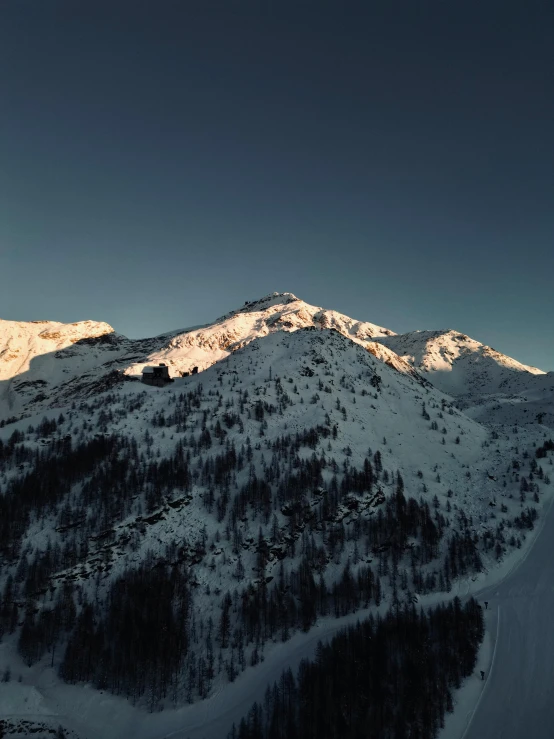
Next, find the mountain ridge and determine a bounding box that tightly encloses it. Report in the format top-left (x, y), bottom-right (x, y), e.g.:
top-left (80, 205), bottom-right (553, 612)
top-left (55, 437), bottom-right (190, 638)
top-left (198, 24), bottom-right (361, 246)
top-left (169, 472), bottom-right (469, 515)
top-left (1, 292), bottom-right (552, 429)
top-left (375, 326), bottom-right (553, 427)
top-left (0, 293), bottom-right (408, 421)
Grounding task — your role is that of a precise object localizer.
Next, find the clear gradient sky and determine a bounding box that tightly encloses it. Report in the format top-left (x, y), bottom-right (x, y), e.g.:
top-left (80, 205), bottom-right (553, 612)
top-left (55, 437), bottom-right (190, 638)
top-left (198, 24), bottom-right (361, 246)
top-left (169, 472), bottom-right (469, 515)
top-left (1, 1), bottom-right (553, 369)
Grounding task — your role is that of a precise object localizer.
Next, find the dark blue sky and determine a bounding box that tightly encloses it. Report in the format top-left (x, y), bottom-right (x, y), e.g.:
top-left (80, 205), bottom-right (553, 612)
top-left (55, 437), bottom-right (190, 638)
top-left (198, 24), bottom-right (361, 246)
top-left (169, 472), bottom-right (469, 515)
top-left (1, 1), bottom-right (553, 369)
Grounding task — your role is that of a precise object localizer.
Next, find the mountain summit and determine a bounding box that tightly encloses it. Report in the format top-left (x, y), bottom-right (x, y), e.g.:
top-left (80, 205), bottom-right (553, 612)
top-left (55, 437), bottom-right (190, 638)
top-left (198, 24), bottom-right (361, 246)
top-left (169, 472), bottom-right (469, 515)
top-left (125, 292), bottom-right (404, 380)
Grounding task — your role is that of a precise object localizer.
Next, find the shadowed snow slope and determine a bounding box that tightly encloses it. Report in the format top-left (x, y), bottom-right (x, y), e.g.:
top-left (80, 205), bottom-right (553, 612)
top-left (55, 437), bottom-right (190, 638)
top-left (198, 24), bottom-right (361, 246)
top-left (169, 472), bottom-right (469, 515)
top-left (376, 329), bottom-right (544, 395)
top-left (376, 329), bottom-right (553, 428)
top-left (0, 318), bottom-right (122, 417)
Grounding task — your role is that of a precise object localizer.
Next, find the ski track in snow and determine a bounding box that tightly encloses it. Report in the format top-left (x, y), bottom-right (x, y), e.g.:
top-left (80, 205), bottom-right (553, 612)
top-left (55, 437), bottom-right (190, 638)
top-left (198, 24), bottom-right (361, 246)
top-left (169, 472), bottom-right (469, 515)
top-left (448, 490), bottom-right (554, 739)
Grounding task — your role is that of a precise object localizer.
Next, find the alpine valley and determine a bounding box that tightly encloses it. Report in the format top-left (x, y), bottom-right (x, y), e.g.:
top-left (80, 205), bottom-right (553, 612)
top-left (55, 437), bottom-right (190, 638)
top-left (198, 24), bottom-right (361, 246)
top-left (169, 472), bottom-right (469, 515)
top-left (0, 293), bottom-right (552, 739)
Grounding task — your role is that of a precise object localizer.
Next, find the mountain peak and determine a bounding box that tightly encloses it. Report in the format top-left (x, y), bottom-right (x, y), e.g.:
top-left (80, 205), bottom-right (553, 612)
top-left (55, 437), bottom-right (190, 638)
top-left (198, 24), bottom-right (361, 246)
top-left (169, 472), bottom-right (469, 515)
top-left (133, 293), bottom-right (398, 381)
top-left (225, 292), bottom-right (299, 318)
top-left (376, 326), bottom-right (546, 397)
top-left (0, 318), bottom-right (117, 351)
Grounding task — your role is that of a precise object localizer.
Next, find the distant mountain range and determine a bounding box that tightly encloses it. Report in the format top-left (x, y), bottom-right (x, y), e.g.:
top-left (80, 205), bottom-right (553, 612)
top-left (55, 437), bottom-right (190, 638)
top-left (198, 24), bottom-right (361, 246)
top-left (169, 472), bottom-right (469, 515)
top-left (2, 292), bottom-right (552, 428)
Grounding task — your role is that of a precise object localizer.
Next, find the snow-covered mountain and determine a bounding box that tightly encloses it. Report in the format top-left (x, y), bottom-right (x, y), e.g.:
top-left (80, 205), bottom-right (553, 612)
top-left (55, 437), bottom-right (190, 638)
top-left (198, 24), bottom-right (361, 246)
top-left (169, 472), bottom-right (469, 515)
top-left (376, 328), bottom-right (554, 428)
top-left (0, 319), bottom-right (119, 412)
top-left (0, 294), bottom-right (413, 422)
top-left (0, 294), bottom-right (553, 738)
top-left (376, 328), bottom-right (545, 395)
top-left (123, 291), bottom-right (413, 377)
top-left (2, 294), bottom-right (552, 430)
top-left (0, 317), bottom-right (182, 421)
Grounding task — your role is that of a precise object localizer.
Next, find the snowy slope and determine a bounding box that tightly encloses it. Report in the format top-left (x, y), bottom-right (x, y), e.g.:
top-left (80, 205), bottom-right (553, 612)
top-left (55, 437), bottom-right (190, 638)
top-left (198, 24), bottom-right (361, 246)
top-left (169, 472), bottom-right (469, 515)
top-left (376, 329), bottom-right (554, 428)
top-left (0, 318), bottom-right (182, 421)
top-left (0, 319), bottom-right (118, 410)
top-left (0, 318), bottom-right (123, 417)
top-left (4, 298), bottom-right (551, 429)
top-left (376, 329), bottom-right (545, 395)
top-left (464, 370), bottom-right (554, 429)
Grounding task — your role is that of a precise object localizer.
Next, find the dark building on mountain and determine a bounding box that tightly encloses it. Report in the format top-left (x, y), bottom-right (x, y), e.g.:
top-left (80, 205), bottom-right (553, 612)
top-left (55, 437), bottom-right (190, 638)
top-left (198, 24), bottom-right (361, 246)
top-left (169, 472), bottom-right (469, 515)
top-left (141, 363), bottom-right (174, 386)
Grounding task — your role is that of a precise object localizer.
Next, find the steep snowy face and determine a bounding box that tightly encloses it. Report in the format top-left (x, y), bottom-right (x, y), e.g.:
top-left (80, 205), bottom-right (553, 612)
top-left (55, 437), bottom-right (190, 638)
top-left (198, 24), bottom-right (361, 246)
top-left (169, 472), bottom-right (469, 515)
top-left (125, 292), bottom-right (408, 379)
top-left (0, 319), bottom-right (156, 420)
top-left (199, 326), bottom-right (490, 477)
top-left (375, 329), bottom-right (554, 428)
top-left (376, 329), bottom-right (545, 396)
top-left (0, 319), bottom-right (116, 373)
